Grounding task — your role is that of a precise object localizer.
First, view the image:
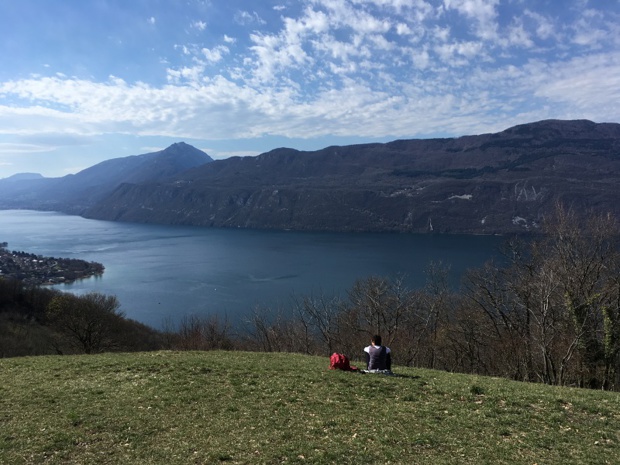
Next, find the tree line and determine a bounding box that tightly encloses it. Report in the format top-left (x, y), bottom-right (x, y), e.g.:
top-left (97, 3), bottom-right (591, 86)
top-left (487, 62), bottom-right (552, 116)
top-left (1, 204), bottom-right (618, 391)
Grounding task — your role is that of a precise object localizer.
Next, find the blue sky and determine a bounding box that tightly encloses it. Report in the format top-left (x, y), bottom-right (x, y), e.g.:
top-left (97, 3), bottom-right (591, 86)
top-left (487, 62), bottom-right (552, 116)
top-left (0, 0), bottom-right (619, 177)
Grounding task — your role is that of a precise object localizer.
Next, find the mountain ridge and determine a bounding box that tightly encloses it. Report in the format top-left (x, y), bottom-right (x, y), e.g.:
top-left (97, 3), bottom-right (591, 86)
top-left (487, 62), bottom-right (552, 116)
top-left (84, 119), bottom-right (620, 234)
top-left (2, 119), bottom-right (619, 234)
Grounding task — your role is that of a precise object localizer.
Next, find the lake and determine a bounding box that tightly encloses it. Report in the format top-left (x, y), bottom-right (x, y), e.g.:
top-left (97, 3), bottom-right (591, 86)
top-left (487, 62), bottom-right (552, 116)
top-left (0, 210), bottom-right (505, 329)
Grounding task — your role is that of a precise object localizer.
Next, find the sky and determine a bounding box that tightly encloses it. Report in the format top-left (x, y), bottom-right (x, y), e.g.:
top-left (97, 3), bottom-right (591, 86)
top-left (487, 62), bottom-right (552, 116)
top-left (0, 0), bottom-right (619, 178)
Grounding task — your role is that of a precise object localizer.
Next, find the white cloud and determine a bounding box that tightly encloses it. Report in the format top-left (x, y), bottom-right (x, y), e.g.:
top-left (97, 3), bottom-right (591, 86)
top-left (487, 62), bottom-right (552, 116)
top-left (410, 48), bottom-right (430, 69)
top-left (432, 25), bottom-right (451, 42)
top-left (234, 11), bottom-right (266, 26)
top-left (395, 22), bottom-right (412, 35)
top-left (314, 35), bottom-right (370, 62)
top-left (202, 45), bottom-right (229, 63)
top-left (248, 30), bottom-right (311, 83)
top-left (571, 16), bottom-right (608, 47)
top-left (443, 0), bottom-right (499, 40)
top-left (524, 9), bottom-right (557, 41)
top-left (434, 40), bottom-right (484, 65)
top-left (351, 0), bottom-right (434, 17)
top-left (532, 52), bottom-right (620, 114)
top-left (296, 7), bottom-right (331, 34)
top-left (140, 146), bottom-right (166, 153)
top-left (506, 22), bottom-right (534, 48)
top-left (148, 17), bottom-right (156, 25)
top-left (192, 20), bottom-right (207, 31)
top-left (166, 65), bottom-right (206, 85)
top-left (0, 143), bottom-right (54, 154)
top-left (368, 34), bottom-right (395, 50)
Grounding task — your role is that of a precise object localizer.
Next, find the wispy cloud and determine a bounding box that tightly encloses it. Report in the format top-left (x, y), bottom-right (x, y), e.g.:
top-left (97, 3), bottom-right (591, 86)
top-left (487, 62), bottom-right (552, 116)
top-left (443, 0), bottom-right (499, 40)
top-left (234, 10), bottom-right (266, 26)
top-left (201, 45), bottom-right (229, 63)
top-left (192, 20), bottom-right (207, 31)
top-left (0, 143), bottom-right (55, 154)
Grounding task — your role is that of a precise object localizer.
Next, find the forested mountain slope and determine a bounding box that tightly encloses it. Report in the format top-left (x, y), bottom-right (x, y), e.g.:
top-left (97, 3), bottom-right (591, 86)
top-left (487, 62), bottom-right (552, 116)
top-left (85, 119), bottom-right (620, 234)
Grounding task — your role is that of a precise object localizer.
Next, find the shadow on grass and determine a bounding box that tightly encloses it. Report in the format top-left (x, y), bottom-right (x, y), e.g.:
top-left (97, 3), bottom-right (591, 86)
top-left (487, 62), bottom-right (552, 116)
top-left (341, 370), bottom-right (421, 379)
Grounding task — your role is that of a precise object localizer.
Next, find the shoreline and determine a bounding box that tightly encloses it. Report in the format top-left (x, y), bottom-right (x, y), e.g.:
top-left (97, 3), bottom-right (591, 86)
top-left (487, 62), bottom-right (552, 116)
top-left (0, 243), bottom-right (104, 286)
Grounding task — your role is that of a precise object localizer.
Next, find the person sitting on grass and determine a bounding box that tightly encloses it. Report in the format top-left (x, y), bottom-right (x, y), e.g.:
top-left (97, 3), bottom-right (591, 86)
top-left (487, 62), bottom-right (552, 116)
top-left (363, 334), bottom-right (392, 372)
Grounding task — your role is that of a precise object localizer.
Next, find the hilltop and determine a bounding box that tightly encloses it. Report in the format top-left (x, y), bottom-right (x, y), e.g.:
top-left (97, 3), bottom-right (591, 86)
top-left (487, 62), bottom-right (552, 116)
top-left (1, 351), bottom-right (619, 464)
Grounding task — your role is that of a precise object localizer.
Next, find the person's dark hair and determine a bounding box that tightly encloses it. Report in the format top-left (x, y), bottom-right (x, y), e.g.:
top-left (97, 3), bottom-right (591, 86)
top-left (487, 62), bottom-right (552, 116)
top-left (371, 334), bottom-right (382, 346)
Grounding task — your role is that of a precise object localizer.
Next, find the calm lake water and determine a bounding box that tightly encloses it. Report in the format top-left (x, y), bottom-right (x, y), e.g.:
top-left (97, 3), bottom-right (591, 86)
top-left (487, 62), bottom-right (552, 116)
top-left (0, 210), bottom-right (505, 329)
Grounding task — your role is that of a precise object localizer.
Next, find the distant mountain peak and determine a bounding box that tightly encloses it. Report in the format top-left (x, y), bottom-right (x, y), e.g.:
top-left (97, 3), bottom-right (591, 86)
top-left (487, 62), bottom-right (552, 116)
top-left (0, 143), bottom-right (214, 213)
top-left (159, 142), bottom-right (213, 161)
top-left (162, 141), bottom-right (191, 152)
top-left (3, 172), bottom-right (45, 181)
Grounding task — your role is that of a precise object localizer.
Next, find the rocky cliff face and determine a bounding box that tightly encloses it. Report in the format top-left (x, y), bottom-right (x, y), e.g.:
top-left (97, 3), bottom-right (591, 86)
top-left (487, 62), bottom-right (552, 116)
top-left (83, 119), bottom-right (620, 234)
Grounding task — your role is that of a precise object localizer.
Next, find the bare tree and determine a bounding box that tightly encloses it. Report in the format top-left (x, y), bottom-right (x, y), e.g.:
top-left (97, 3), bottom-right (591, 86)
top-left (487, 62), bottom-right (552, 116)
top-left (416, 263), bottom-right (453, 370)
top-left (602, 273), bottom-right (620, 389)
top-left (168, 314), bottom-right (234, 351)
top-left (294, 292), bottom-right (344, 354)
top-left (242, 306), bottom-right (311, 353)
top-left (464, 204), bottom-right (620, 389)
top-left (347, 275), bottom-right (411, 346)
top-left (46, 292), bottom-right (124, 354)
top-left (542, 205), bottom-right (620, 387)
top-left (243, 306), bottom-right (281, 352)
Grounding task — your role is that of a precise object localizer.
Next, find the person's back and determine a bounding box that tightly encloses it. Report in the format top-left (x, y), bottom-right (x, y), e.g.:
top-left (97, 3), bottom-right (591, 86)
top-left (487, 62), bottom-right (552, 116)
top-left (363, 335), bottom-right (391, 371)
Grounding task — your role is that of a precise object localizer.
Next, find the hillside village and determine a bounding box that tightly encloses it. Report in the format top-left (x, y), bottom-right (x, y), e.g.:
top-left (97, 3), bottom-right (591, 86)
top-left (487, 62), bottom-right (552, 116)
top-left (0, 242), bottom-right (104, 285)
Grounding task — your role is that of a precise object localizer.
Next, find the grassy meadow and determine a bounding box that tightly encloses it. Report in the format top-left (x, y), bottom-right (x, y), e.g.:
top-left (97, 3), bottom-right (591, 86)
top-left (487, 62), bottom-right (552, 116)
top-left (1, 351), bottom-right (619, 464)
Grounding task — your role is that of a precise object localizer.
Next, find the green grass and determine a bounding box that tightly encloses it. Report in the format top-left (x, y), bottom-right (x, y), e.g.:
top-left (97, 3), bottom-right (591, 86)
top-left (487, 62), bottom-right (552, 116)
top-left (1, 351), bottom-right (619, 464)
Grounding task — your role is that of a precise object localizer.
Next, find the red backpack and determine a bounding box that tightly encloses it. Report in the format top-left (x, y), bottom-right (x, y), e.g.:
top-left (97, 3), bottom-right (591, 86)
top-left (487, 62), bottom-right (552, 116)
top-left (329, 353), bottom-right (357, 371)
